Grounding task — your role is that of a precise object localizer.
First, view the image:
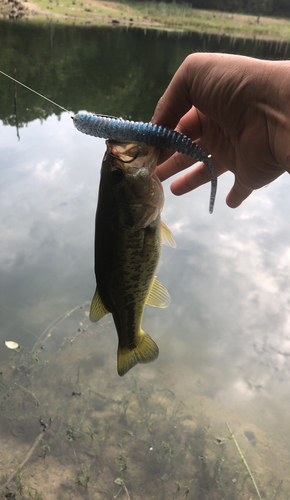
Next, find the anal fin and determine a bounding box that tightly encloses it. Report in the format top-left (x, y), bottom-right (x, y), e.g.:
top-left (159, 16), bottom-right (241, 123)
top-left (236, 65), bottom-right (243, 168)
top-left (89, 288), bottom-right (109, 322)
top-left (146, 276), bottom-right (171, 308)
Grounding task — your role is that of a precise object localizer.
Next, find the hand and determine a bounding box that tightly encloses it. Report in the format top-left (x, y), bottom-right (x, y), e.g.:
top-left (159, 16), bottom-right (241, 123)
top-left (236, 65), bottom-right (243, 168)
top-left (151, 53), bottom-right (290, 208)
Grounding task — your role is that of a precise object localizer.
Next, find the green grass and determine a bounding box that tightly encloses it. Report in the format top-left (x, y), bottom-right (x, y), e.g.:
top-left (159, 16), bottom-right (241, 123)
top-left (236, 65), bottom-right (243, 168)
top-left (2, 0), bottom-right (290, 40)
top-left (128, 2), bottom-right (290, 40)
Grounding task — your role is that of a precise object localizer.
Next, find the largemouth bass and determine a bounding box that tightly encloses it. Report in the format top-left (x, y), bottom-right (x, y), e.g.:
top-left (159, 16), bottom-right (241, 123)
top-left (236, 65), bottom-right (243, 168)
top-left (90, 140), bottom-right (176, 376)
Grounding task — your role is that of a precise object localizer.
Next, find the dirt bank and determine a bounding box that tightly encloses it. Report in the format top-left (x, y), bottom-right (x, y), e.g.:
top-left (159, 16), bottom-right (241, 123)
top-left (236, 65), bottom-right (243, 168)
top-left (0, 0), bottom-right (161, 28)
top-left (1, 0), bottom-right (290, 41)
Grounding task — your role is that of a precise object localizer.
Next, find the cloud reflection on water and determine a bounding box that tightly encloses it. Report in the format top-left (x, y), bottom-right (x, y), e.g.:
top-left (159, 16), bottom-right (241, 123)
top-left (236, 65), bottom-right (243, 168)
top-left (1, 114), bottom-right (290, 435)
top-left (156, 167), bottom-right (290, 434)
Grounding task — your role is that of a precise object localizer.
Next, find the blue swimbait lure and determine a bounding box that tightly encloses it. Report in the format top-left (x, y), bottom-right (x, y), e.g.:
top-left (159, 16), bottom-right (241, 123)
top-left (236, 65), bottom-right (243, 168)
top-left (0, 71), bottom-right (217, 212)
top-left (73, 111), bottom-right (217, 214)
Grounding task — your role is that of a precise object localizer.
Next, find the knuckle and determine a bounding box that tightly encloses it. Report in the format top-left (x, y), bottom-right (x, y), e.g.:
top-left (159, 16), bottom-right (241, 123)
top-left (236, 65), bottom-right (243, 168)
top-left (154, 97), bottom-right (165, 115)
top-left (200, 163), bottom-right (211, 182)
top-left (174, 153), bottom-right (191, 173)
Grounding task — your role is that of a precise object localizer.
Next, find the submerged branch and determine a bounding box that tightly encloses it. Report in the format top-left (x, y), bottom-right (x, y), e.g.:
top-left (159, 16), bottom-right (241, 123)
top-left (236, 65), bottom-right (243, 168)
top-left (2, 431), bottom-right (44, 489)
top-left (226, 421), bottom-right (262, 499)
top-left (32, 301), bottom-right (90, 352)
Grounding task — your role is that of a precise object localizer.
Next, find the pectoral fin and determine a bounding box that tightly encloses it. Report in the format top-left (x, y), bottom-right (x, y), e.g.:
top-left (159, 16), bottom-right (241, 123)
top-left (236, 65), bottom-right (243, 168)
top-left (146, 276), bottom-right (171, 308)
top-left (161, 221), bottom-right (176, 248)
top-left (89, 288), bottom-right (109, 322)
top-left (117, 330), bottom-right (159, 376)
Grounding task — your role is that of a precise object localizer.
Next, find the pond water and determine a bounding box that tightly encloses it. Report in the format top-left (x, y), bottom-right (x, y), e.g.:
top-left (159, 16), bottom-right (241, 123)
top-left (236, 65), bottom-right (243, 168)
top-left (1, 21), bottom-right (290, 500)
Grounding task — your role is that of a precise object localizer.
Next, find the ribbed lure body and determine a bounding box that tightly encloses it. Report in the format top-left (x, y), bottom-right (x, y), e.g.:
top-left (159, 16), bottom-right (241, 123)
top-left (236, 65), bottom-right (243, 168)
top-left (73, 111), bottom-right (217, 213)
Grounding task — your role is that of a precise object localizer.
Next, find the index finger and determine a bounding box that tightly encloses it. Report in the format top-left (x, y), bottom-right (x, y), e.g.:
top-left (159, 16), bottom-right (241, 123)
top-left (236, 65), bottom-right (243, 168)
top-left (157, 107), bottom-right (201, 167)
top-left (151, 57), bottom-right (195, 129)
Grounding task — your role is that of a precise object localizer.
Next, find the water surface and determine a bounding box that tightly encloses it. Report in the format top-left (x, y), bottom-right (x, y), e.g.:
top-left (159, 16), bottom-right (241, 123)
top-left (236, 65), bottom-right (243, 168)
top-left (1, 22), bottom-right (290, 499)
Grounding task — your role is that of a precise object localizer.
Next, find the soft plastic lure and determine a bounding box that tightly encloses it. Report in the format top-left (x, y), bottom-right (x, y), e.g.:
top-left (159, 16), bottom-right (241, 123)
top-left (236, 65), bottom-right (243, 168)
top-left (73, 111), bottom-right (217, 214)
top-left (0, 71), bottom-right (217, 213)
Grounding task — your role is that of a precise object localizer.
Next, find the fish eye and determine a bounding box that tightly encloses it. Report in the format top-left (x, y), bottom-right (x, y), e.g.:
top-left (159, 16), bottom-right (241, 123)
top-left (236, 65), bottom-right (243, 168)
top-left (110, 167), bottom-right (123, 184)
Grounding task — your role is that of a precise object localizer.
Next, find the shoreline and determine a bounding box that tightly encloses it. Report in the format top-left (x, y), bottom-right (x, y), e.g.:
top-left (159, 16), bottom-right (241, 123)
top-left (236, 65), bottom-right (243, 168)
top-left (1, 0), bottom-right (290, 42)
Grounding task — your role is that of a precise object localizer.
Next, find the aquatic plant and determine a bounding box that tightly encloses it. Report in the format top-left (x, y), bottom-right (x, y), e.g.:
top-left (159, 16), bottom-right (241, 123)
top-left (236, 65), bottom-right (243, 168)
top-left (114, 478), bottom-right (131, 500)
top-left (38, 440), bottom-right (50, 462)
top-left (75, 464), bottom-right (91, 489)
top-left (0, 303), bottom-right (284, 499)
top-left (16, 469), bottom-right (23, 496)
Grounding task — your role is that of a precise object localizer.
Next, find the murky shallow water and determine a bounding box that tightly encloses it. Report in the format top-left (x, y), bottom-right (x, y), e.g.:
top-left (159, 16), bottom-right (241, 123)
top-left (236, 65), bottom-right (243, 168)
top-left (1, 23), bottom-right (290, 500)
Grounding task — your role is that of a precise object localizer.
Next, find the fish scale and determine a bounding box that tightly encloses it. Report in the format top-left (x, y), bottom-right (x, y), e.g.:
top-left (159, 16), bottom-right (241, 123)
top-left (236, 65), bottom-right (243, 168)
top-left (89, 141), bottom-right (170, 376)
top-left (73, 111), bottom-right (217, 214)
top-left (111, 218), bottom-right (161, 349)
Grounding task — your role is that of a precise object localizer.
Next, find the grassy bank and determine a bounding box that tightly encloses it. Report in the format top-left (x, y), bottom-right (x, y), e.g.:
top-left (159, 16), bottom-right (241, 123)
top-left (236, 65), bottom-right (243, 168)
top-left (131, 2), bottom-right (290, 40)
top-left (1, 0), bottom-right (290, 41)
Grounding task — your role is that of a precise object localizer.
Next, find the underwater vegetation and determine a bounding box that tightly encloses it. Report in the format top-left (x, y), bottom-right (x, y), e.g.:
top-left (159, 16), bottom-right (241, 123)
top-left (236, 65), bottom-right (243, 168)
top-left (0, 305), bottom-right (288, 499)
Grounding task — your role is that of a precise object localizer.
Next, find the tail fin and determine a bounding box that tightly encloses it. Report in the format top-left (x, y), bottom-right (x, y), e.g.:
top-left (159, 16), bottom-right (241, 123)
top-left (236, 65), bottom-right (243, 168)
top-left (117, 331), bottom-right (159, 377)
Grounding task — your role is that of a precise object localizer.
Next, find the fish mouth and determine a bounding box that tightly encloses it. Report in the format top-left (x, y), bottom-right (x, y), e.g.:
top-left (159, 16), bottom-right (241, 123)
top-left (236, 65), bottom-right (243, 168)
top-left (107, 141), bottom-right (159, 172)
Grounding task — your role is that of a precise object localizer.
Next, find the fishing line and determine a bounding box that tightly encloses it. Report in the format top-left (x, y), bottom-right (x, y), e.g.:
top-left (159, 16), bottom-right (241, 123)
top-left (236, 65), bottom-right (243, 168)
top-left (0, 69), bottom-right (71, 114)
top-left (0, 69), bottom-right (217, 212)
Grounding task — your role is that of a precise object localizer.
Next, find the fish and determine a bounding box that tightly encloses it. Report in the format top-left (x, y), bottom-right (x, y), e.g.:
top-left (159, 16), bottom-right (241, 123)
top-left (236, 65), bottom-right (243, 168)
top-left (89, 140), bottom-right (176, 376)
